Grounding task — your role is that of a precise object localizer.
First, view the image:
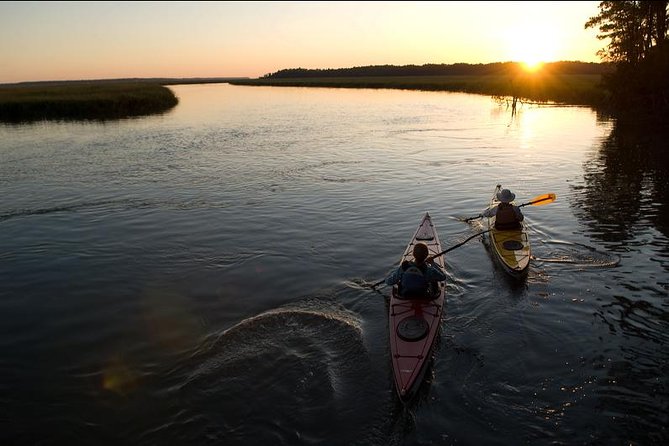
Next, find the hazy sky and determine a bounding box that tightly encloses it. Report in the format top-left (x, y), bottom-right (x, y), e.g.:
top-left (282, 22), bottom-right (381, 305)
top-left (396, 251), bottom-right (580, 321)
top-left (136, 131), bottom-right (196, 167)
top-left (0, 1), bottom-right (604, 83)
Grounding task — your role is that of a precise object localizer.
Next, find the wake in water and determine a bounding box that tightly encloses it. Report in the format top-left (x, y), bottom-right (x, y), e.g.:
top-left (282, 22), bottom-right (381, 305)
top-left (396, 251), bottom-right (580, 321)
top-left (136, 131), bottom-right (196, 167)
top-left (150, 296), bottom-right (396, 445)
top-left (455, 215), bottom-right (621, 270)
top-left (531, 240), bottom-right (621, 268)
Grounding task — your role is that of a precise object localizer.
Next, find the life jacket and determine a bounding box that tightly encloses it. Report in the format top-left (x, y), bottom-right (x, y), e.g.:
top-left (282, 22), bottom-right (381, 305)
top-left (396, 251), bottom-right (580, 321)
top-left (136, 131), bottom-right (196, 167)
top-left (494, 203), bottom-right (521, 230)
top-left (399, 261), bottom-right (429, 298)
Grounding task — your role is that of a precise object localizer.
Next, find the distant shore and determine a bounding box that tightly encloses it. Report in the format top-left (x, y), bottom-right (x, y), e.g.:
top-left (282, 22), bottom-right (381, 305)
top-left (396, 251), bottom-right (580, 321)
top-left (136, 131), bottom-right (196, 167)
top-left (228, 73), bottom-right (607, 107)
top-left (229, 62), bottom-right (611, 107)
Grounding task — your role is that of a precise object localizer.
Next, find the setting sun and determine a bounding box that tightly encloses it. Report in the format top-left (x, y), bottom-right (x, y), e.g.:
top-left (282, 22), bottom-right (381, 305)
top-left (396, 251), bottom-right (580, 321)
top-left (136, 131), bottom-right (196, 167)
top-left (504, 22), bottom-right (562, 70)
top-left (522, 60), bottom-right (544, 72)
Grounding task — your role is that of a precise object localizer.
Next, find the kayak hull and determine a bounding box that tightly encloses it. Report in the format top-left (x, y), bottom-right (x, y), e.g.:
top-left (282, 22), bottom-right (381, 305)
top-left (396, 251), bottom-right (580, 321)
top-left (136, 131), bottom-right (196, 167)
top-left (486, 185), bottom-right (530, 278)
top-left (389, 212), bottom-right (446, 401)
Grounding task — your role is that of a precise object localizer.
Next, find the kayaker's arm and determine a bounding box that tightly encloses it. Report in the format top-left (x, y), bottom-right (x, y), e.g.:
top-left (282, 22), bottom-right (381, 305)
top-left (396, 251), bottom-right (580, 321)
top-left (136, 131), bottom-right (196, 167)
top-left (385, 267), bottom-right (402, 286)
top-left (481, 206), bottom-right (496, 218)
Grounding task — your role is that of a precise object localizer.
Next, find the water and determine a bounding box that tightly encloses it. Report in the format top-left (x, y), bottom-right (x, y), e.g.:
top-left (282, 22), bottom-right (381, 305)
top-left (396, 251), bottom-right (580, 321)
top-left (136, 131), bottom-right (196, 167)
top-left (1, 84), bottom-right (667, 445)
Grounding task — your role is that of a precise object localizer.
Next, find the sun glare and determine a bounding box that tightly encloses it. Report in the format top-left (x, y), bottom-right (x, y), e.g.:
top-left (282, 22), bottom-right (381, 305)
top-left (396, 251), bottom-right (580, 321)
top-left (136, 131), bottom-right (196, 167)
top-left (504, 24), bottom-right (560, 72)
top-left (522, 60), bottom-right (544, 72)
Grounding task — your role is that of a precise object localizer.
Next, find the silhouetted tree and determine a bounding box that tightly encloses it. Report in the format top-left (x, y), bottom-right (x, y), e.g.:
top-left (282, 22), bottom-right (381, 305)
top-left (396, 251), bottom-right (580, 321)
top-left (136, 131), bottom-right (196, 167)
top-left (585, 1), bottom-right (669, 115)
top-left (586, 1), bottom-right (668, 63)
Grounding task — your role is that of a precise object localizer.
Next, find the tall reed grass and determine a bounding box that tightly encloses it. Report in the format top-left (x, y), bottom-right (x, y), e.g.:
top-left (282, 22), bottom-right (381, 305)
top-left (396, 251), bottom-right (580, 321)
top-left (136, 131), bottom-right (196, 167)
top-left (0, 83), bottom-right (179, 123)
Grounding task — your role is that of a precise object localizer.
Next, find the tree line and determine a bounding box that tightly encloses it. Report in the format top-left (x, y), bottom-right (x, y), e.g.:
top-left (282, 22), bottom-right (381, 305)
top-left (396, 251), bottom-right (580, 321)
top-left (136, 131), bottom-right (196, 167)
top-left (262, 61), bottom-right (611, 79)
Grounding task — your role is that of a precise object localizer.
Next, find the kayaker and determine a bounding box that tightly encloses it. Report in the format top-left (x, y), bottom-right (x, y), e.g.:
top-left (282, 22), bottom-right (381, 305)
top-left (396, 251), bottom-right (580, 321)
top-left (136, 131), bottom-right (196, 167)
top-left (385, 242), bottom-right (447, 299)
top-left (482, 188), bottom-right (524, 230)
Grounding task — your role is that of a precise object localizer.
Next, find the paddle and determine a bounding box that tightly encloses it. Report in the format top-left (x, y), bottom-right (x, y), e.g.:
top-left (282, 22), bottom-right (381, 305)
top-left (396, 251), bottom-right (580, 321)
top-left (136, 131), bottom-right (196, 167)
top-left (369, 229), bottom-right (490, 289)
top-left (427, 229), bottom-right (490, 261)
top-left (517, 193), bottom-right (557, 208)
top-left (463, 193), bottom-right (557, 222)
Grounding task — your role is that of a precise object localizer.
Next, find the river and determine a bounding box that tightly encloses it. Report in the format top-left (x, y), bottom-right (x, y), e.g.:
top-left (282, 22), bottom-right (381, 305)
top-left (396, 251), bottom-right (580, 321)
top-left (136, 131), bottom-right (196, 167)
top-left (1, 83), bottom-right (667, 445)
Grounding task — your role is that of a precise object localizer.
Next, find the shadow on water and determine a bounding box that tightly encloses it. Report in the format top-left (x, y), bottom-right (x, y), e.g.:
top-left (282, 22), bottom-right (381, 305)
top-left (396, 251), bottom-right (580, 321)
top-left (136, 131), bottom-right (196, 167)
top-left (571, 117), bottom-right (669, 246)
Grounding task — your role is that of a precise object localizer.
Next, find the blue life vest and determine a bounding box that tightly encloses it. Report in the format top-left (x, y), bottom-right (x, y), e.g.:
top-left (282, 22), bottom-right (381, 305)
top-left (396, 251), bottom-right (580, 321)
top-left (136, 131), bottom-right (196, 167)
top-left (400, 262), bottom-right (429, 298)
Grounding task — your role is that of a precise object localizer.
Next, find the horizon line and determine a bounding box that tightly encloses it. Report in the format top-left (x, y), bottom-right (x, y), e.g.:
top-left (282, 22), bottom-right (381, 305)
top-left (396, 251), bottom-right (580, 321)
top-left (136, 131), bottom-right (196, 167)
top-left (1, 60), bottom-right (609, 86)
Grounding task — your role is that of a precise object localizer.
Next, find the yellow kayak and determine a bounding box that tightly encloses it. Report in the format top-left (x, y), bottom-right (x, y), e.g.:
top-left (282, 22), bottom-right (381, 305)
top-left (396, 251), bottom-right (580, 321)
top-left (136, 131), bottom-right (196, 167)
top-left (486, 185), bottom-right (530, 277)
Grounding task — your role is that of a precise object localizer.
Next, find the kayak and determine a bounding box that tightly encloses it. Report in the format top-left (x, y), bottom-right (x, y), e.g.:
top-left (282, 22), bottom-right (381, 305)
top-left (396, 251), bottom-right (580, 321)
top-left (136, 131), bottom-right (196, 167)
top-left (389, 212), bottom-right (446, 401)
top-left (485, 184), bottom-right (530, 278)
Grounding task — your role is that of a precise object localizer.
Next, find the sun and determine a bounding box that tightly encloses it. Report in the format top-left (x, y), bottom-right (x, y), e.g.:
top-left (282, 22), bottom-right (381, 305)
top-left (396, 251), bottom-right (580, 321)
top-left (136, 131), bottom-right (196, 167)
top-left (521, 60), bottom-right (544, 72)
top-left (504, 24), bottom-right (560, 71)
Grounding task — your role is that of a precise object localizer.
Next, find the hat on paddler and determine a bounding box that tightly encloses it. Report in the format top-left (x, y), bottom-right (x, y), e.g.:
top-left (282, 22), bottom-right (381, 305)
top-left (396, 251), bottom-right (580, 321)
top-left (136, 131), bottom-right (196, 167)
top-left (497, 189), bottom-right (516, 203)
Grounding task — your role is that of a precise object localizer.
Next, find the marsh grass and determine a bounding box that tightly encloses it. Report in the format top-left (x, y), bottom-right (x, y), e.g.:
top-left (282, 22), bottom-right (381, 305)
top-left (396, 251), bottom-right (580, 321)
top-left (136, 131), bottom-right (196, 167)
top-left (229, 73), bottom-right (607, 106)
top-left (0, 83), bottom-right (179, 123)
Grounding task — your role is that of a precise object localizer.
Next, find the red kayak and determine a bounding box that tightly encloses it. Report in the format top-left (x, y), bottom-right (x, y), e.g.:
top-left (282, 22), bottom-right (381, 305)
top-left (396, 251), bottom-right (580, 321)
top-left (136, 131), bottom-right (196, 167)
top-left (389, 212), bottom-right (446, 401)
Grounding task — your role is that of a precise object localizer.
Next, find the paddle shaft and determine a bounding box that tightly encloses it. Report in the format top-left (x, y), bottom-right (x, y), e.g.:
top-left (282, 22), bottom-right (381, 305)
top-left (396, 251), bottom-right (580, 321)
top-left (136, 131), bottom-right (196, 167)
top-left (371, 278), bottom-right (386, 288)
top-left (428, 229), bottom-right (490, 260)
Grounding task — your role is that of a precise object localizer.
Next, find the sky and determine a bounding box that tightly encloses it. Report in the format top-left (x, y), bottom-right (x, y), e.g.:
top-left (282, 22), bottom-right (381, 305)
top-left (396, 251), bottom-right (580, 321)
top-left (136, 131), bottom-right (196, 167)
top-left (0, 1), bottom-right (605, 84)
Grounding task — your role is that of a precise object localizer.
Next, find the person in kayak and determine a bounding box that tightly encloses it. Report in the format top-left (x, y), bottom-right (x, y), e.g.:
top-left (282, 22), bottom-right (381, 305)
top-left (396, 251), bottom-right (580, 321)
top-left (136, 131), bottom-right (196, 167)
top-left (482, 188), bottom-right (524, 230)
top-left (385, 242), bottom-right (447, 299)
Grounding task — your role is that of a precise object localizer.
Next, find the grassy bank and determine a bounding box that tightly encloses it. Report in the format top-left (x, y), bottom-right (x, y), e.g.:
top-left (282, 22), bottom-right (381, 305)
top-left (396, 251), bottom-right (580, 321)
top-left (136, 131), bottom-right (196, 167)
top-left (0, 82), bottom-right (179, 123)
top-left (229, 73), bottom-right (607, 107)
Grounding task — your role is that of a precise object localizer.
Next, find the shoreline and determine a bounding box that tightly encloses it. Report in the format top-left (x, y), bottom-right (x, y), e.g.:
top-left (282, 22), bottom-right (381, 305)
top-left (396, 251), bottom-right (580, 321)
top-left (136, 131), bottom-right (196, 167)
top-left (1, 73), bottom-right (608, 123)
top-left (228, 74), bottom-right (607, 108)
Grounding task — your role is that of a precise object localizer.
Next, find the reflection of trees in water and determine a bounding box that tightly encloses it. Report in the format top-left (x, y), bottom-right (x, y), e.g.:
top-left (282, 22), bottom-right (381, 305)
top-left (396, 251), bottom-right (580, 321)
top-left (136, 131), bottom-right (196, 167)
top-left (572, 117), bottom-right (669, 244)
top-left (591, 294), bottom-right (669, 443)
top-left (574, 118), bottom-right (669, 444)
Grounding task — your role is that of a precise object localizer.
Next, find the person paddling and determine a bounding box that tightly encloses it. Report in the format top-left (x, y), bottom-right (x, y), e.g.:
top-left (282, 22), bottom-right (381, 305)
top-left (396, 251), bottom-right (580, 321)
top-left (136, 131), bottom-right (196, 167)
top-left (385, 242), bottom-right (446, 299)
top-left (482, 188), bottom-right (524, 230)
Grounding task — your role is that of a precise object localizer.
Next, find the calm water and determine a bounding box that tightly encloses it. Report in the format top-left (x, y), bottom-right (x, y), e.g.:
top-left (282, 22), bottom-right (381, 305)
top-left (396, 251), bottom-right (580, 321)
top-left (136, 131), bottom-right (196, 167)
top-left (1, 84), bottom-right (667, 445)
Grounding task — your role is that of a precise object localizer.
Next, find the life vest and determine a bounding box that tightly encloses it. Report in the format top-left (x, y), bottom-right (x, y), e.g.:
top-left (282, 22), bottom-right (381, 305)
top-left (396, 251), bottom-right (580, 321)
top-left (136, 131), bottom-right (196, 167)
top-left (494, 203), bottom-right (521, 230)
top-left (399, 262), bottom-right (429, 298)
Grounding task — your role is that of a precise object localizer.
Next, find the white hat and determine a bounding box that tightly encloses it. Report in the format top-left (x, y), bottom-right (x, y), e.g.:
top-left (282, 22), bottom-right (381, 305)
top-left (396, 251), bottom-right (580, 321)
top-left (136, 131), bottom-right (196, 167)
top-left (497, 189), bottom-right (516, 203)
